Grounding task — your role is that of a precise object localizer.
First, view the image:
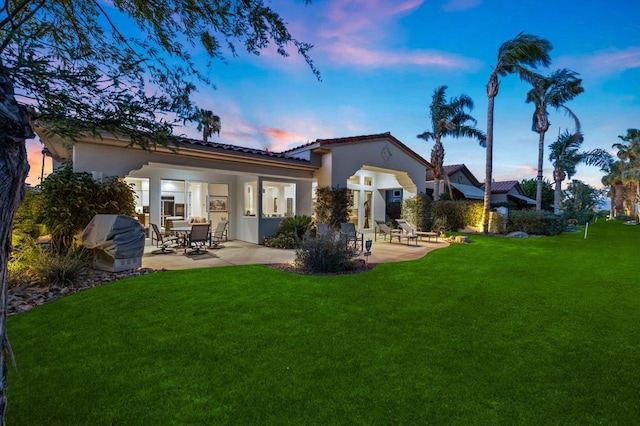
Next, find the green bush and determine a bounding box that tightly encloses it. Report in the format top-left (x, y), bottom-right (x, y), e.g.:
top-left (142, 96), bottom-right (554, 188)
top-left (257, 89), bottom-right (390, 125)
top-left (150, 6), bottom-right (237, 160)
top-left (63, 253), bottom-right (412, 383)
top-left (263, 233), bottom-right (297, 249)
top-left (314, 186), bottom-right (353, 230)
top-left (506, 211), bottom-right (566, 236)
top-left (8, 242), bottom-right (91, 288)
top-left (563, 209), bottom-right (596, 225)
top-left (277, 215), bottom-right (312, 242)
top-left (264, 215), bottom-right (313, 249)
top-left (385, 201), bottom-right (402, 222)
top-left (40, 163), bottom-right (136, 255)
top-left (432, 201), bottom-right (481, 231)
top-left (401, 194), bottom-right (432, 231)
top-left (35, 246), bottom-right (92, 287)
top-left (295, 236), bottom-right (358, 273)
top-left (431, 217), bottom-right (449, 235)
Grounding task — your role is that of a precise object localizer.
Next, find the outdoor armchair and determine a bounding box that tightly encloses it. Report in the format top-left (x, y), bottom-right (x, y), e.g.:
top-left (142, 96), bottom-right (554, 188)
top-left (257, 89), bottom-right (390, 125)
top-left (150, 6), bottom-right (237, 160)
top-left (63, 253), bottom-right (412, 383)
top-left (151, 223), bottom-right (179, 254)
top-left (209, 220), bottom-right (228, 249)
top-left (340, 222), bottom-right (364, 250)
top-left (185, 223), bottom-right (211, 255)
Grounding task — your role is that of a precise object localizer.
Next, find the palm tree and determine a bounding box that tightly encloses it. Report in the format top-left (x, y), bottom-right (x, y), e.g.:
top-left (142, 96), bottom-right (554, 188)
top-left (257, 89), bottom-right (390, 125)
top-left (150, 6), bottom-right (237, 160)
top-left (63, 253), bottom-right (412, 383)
top-left (417, 85), bottom-right (485, 201)
top-left (482, 33), bottom-right (553, 232)
top-left (526, 68), bottom-right (584, 211)
top-left (548, 130), bottom-right (611, 214)
top-left (601, 160), bottom-right (625, 218)
top-left (612, 129), bottom-right (640, 218)
top-left (195, 108), bottom-right (221, 142)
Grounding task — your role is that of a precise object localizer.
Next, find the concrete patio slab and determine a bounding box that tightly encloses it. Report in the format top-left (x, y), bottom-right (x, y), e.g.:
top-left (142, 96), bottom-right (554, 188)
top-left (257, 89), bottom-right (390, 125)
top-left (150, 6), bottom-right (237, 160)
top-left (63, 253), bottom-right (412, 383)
top-left (142, 238), bottom-right (450, 271)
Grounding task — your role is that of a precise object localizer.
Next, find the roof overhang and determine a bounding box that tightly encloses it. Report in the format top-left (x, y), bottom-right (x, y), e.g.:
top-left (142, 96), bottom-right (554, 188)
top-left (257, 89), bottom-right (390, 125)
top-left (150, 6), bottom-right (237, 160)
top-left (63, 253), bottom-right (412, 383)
top-left (508, 193), bottom-right (536, 205)
top-left (450, 182), bottom-right (485, 200)
top-left (35, 127), bottom-right (318, 173)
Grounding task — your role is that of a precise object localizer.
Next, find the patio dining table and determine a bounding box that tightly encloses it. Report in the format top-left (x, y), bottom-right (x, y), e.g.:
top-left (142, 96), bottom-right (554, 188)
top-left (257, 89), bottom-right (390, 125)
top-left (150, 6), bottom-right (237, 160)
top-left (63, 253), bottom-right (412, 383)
top-left (170, 225), bottom-right (213, 248)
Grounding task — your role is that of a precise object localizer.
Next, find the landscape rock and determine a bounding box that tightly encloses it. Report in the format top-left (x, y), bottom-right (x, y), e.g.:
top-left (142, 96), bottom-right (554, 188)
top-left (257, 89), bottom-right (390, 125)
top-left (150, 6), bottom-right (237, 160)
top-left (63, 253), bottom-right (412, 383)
top-left (8, 267), bottom-right (157, 316)
top-left (506, 231), bottom-right (529, 238)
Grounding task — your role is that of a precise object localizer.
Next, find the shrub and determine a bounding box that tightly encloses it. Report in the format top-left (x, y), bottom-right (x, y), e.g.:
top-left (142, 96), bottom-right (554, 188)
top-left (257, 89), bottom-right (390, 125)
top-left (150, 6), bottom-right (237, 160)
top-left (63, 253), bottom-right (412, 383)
top-left (431, 217), bottom-right (449, 235)
top-left (35, 247), bottom-right (92, 287)
top-left (431, 200), bottom-right (482, 231)
top-left (295, 236), bottom-right (358, 273)
top-left (40, 163), bottom-right (136, 254)
top-left (314, 186), bottom-right (353, 229)
top-left (506, 211), bottom-right (566, 236)
top-left (263, 233), bottom-right (297, 249)
top-left (264, 215), bottom-right (313, 249)
top-left (563, 209), bottom-right (595, 226)
top-left (8, 242), bottom-right (91, 288)
top-left (277, 215), bottom-right (313, 242)
top-left (401, 194), bottom-right (432, 231)
top-left (385, 201), bottom-right (402, 222)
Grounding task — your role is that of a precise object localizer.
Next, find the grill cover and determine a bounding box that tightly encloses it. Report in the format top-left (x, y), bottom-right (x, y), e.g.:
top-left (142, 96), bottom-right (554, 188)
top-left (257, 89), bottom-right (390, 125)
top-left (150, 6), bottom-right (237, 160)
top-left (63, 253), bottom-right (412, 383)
top-left (82, 215), bottom-right (145, 271)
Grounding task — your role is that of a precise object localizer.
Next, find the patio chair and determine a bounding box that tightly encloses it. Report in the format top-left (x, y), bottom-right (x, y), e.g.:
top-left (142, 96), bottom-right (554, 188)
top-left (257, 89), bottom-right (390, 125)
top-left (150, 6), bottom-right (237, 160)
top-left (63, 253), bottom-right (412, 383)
top-left (340, 222), bottom-right (364, 251)
top-left (184, 223), bottom-right (211, 255)
top-left (395, 219), bottom-right (419, 246)
top-left (150, 223), bottom-right (179, 254)
top-left (374, 220), bottom-right (402, 242)
top-left (316, 222), bottom-right (330, 238)
top-left (209, 220), bottom-right (228, 249)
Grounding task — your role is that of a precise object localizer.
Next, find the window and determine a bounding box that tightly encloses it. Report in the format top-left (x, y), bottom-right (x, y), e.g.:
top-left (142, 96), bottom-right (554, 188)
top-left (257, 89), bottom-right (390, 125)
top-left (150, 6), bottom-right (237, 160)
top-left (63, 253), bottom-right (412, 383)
top-left (364, 177), bottom-right (373, 186)
top-left (244, 182), bottom-right (257, 216)
top-left (262, 181), bottom-right (296, 217)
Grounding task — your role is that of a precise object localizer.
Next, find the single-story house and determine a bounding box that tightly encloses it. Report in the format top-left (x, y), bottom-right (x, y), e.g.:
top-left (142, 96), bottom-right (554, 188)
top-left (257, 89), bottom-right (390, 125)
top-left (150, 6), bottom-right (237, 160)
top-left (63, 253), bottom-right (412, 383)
top-left (483, 180), bottom-right (536, 208)
top-left (427, 163), bottom-right (535, 207)
top-left (37, 130), bottom-right (431, 244)
top-left (426, 164), bottom-right (485, 200)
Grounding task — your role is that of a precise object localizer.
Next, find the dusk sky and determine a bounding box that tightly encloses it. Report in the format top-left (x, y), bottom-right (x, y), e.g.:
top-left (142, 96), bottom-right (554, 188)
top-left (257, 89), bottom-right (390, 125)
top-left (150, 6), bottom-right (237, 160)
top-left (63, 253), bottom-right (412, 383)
top-left (26, 0), bottom-right (640, 189)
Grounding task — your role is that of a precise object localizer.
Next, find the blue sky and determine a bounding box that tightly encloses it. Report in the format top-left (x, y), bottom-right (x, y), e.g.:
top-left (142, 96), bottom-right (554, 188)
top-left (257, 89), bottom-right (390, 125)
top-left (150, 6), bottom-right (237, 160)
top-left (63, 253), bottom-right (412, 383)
top-left (27, 0), bottom-right (640, 188)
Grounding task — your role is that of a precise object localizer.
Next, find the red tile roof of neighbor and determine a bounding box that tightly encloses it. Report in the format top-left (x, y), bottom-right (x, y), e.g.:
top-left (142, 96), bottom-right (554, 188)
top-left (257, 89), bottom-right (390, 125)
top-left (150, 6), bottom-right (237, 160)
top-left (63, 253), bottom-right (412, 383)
top-left (484, 180), bottom-right (519, 193)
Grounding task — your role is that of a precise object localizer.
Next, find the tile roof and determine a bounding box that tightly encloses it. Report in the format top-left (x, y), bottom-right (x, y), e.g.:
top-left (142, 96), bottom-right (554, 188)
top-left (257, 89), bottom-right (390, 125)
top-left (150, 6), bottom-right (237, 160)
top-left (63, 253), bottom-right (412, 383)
top-left (284, 132), bottom-right (432, 167)
top-left (426, 164), bottom-right (481, 186)
top-left (175, 137), bottom-right (310, 163)
top-left (485, 180), bottom-right (519, 193)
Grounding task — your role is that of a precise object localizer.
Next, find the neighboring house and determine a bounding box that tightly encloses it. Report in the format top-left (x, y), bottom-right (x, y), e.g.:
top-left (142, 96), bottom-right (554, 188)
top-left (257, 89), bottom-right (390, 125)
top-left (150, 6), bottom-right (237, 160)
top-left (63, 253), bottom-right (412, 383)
top-left (426, 164), bottom-right (484, 200)
top-left (37, 130), bottom-right (431, 244)
top-left (426, 164), bottom-right (535, 208)
top-left (484, 180), bottom-right (536, 208)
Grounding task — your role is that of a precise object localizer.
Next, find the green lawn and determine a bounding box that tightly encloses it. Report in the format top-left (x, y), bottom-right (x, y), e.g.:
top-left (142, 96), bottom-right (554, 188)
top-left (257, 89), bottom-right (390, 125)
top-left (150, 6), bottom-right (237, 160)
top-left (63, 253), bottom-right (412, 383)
top-left (7, 220), bottom-right (640, 424)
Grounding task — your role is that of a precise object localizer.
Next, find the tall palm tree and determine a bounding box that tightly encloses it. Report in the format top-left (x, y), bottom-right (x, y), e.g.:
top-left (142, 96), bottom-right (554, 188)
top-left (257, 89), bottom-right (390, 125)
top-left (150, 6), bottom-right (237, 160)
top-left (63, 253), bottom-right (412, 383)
top-left (612, 129), bottom-right (640, 217)
top-left (526, 68), bottom-right (584, 212)
top-left (548, 130), bottom-right (611, 214)
top-left (417, 85), bottom-right (485, 201)
top-left (482, 33), bottom-right (553, 232)
top-left (195, 108), bottom-right (221, 142)
top-left (601, 160), bottom-right (625, 218)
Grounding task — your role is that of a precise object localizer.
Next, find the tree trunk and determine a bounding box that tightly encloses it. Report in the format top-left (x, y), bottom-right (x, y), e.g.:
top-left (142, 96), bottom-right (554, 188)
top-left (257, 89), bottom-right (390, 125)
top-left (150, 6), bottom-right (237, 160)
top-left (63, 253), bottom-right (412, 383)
top-left (614, 182), bottom-right (624, 216)
top-left (432, 177), bottom-right (440, 201)
top-left (625, 183), bottom-right (636, 217)
top-left (0, 70), bottom-right (34, 423)
top-left (430, 138), bottom-right (444, 201)
top-left (535, 130), bottom-right (546, 212)
top-left (483, 73), bottom-right (499, 233)
top-left (553, 167), bottom-right (564, 215)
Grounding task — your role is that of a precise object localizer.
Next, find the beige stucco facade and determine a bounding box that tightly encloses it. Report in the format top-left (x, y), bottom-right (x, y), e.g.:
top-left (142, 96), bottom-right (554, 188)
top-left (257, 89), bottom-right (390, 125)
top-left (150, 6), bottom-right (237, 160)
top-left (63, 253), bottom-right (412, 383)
top-left (38, 130), bottom-right (432, 243)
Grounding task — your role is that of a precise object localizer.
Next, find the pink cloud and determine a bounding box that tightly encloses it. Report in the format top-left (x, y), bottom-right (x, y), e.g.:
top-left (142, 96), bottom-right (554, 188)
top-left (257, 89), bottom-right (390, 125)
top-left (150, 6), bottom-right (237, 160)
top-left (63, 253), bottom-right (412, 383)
top-left (262, 127), bottom-right (308, 151)
top-left (441, 0), bottom-right (482, 12)
top-left (556, 47), bottom-right (640, 77)
top-left (320, 0), bottom-right (423, 42)
top-left (327, 41), bottom-right (481, 69)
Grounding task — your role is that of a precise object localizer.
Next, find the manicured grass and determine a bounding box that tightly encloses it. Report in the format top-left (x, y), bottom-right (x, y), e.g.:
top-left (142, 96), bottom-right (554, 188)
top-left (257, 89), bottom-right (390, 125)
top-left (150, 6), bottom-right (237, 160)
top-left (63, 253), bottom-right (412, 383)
top-left (7, 220), bottom-right (640, 424)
